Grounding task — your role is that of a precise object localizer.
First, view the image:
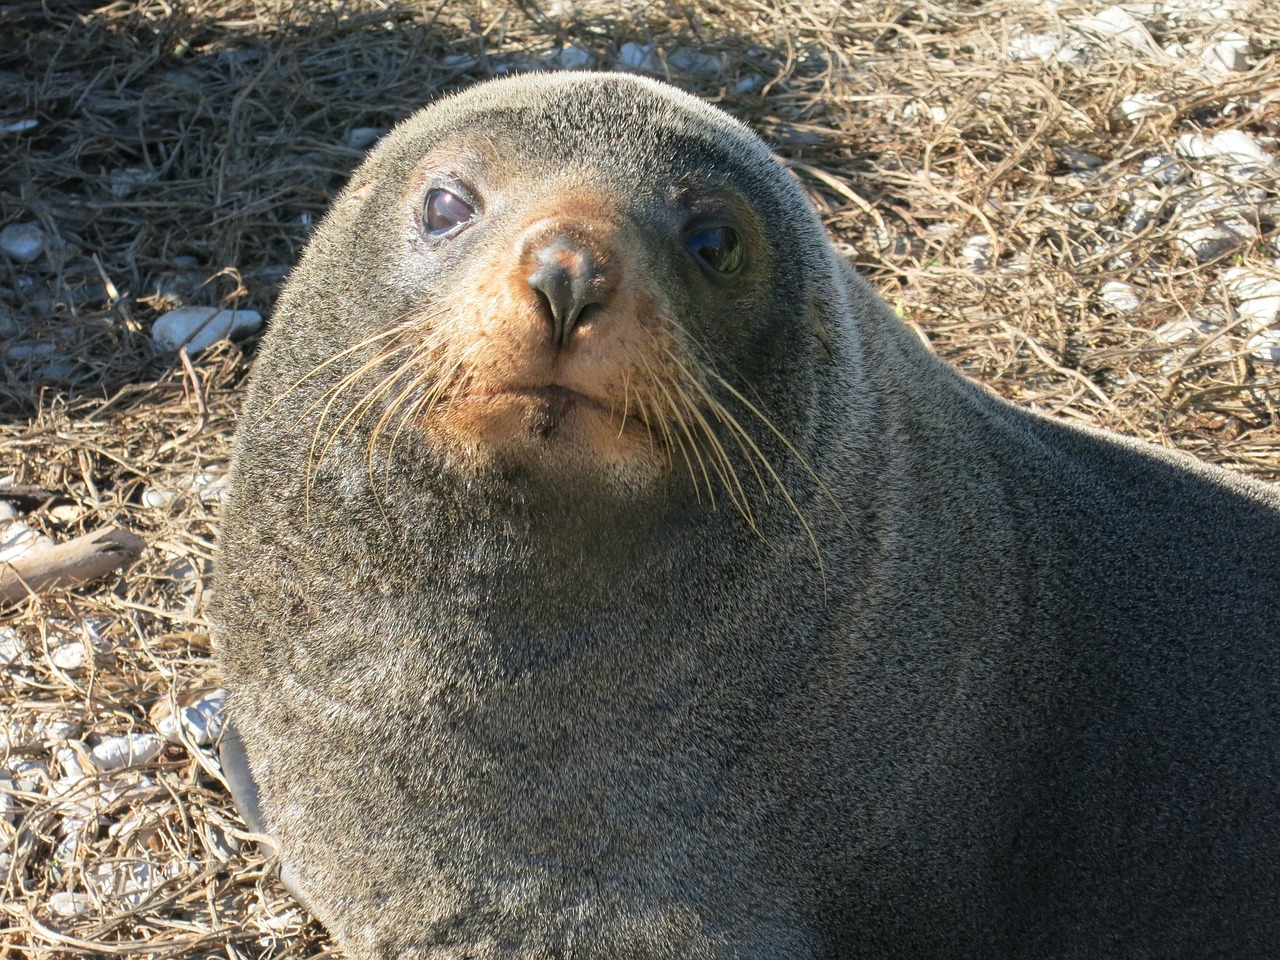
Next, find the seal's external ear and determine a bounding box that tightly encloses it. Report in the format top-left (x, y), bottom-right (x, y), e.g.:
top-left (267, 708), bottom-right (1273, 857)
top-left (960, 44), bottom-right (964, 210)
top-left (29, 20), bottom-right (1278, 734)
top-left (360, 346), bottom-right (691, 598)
top-left (807, 290), bottom-right (836, 362)
top-left (805, 253), bottom-right (859, 363)
top-left (340, 178), bottom-right (376, 208)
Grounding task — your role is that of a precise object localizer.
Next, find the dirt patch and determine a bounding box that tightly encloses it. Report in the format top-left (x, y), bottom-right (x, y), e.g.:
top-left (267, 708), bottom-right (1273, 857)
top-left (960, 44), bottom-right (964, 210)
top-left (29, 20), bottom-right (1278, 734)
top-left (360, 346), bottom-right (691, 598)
top-left (2, 0), bottom-right (1277, 956)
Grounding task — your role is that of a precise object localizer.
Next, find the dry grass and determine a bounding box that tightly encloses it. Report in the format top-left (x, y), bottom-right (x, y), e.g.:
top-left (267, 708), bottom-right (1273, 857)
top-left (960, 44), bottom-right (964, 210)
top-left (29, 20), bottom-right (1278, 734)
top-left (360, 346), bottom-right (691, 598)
top-left (2, 0), bottom-right (1277, 956)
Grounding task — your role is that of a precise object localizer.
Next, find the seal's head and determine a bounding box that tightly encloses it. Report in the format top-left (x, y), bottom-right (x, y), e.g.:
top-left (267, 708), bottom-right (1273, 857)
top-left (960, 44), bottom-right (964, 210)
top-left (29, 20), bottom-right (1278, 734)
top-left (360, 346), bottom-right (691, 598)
top-left (255, 72), bottom-right (852, 518)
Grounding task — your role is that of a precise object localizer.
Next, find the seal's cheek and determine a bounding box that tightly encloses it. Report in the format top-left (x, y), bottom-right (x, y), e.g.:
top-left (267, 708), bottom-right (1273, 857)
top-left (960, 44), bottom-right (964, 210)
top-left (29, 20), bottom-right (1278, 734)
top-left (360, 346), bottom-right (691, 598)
top-left (402, 203), bottom-right (698, 481)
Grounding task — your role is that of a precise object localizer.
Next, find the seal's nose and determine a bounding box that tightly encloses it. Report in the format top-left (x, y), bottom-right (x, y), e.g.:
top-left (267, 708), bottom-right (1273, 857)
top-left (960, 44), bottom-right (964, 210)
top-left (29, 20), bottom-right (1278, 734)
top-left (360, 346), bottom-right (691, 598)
top-left (527, 237), bottom-right (609, 348)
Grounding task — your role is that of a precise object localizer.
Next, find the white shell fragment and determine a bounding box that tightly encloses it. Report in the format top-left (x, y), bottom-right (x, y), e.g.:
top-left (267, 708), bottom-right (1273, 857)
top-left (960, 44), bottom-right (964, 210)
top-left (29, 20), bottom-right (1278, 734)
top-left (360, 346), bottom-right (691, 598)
top-left (0, 221), bottom-right (45, 263)
top-left (88, 733), bottom-right (163, 772)
top-left (1075, 7), bottom-right (1162, 58)
top-left (156, 690), bottom-right (226, 747)
top-left (1154, 317), bottom-right (1217, 344)
top-left (0, 520), bottom-right (53, 564)
top-left (1099, 280), bottom-right (1142, 312)
top-left (151, 306), bottom-right (263, 352)
top-left (1114, 94), bottom-right (1165, 122)
top-left (1201, 35), bottom-right (1249, 73)
top-left (48, 891), bottom-right (94, 917)
top-left (1008, 33), bottom-right (1062, 62)
top-left (1175, 131), bottom-right (1271, 166)
top-left (1176, 220), bottom-right (1256, 262)
top-left (1247, 330), bottom-right (1280, 363)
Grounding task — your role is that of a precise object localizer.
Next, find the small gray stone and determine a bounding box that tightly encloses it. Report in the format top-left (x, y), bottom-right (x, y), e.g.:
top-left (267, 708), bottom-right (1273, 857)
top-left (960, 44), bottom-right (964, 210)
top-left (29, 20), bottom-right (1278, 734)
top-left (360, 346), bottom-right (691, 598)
top-left (555, 45), bottom-right (593, 70)
top-left (618, 43), bottom-right (657, 71)
top-left (0, 221), bottom-right (44, 263)
top-left (151, 306), bottom-right (262, 352)
top-left (347, 127), bottom-right (387, 150)
top-left (668, 48), bottom-right (723, 77)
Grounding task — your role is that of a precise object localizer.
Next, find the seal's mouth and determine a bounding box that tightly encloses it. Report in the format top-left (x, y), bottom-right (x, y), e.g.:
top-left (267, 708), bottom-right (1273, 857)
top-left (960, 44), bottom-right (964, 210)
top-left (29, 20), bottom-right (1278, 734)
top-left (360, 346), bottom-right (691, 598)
top-left (448, 384), bottom-right (619, 419)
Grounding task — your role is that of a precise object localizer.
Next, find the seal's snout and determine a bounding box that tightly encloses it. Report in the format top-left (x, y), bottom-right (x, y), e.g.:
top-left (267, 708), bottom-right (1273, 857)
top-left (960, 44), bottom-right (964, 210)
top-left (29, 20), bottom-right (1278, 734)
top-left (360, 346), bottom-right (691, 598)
top-left (526, 234), bottom-right (612, 348)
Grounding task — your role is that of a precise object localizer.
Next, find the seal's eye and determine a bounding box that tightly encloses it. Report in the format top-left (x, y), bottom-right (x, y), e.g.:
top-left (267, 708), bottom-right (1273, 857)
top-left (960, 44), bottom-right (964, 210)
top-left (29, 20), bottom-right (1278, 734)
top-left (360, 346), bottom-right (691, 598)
top-left (684, 226), bottom-right (744, 275)
top-left (425, 188), bottom-right (476, 235)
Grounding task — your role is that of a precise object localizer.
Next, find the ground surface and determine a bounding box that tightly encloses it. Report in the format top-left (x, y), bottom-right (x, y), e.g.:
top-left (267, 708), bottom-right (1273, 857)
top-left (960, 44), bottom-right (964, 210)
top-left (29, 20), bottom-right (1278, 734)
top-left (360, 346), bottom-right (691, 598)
top-left (2, 0), bottom-right (1278, 956)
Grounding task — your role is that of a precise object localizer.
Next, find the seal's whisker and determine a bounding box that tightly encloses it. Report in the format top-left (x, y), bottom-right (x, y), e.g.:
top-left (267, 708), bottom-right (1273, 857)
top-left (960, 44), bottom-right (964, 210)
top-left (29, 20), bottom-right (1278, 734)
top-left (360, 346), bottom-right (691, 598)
top-left (646, 360), bottom-right (708, 504)
top-left (705, 375), bottom-right (826, 583)
top-left (617, 368), bottom-right (632, 442)
top-left (259, 324), bottom-right (413, 426)
top-left (661, 349), bottom-right (757, 526)
top-left (304, 341), bottom-right (435, 515)
top-left (635, 357), bottom-right (677, 471)
top-left (690, 389), bottom-right (759, 528)
top-left (712, 374), bottom-right (853, 536)
top-left (384, 344), bottom-right (482, 468)
top-left (293, 336), bottom-right (417, 434)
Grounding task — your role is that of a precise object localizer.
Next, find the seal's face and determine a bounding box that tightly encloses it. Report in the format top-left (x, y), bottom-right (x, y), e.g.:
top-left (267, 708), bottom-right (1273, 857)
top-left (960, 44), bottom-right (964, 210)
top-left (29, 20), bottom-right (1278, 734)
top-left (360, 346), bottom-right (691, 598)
top-left (281, 73), bottom-right (830, 508)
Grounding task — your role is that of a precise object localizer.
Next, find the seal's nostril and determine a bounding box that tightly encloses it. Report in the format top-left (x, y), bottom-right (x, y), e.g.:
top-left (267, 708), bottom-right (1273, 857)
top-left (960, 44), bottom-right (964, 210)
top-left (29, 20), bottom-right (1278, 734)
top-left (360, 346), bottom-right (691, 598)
top-left (527, 237), bottom-right (608, 347)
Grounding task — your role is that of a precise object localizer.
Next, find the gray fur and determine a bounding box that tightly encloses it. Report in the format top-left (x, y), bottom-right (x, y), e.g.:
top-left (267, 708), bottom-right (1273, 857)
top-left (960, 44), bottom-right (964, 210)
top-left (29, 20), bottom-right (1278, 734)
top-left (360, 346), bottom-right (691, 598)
top-left (212, 72), bottom-right (1280, 959)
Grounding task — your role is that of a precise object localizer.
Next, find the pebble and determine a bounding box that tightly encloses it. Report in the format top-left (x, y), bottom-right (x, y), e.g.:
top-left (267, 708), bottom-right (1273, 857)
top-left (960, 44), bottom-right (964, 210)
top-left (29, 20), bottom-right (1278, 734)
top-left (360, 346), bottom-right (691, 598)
top-left (1060, 150), bottom-right (1104, 171)
top-left (732, 74), bottom-right (763, 94)
top-left (151, 306), bottom-right (262, 352)
top-left (555, 45), bottom-right (593, 70)
top-left (1176, 220), bottom-right (1255, 262)
top-left (1114, 93), bottom-right (1165, 122)
top-left (346, 127), bottom-right (386, 150)
top-left (141, 486), bottom-right (180, 509)
top-left (618, 42), bottom-right (657, 71)
top-left (0, 627), bottom-right (21, 665)
top-left (1139, 154), bottom-right (1186, 185)
top-left (1223, 268), bottom-right (1280, 331)
top-left (667, 48), bottom-right (723, 77)
top-left (1075, 7), bottom-right (1161, 58)
top-left (1247, 330), bottom-right (1280, 362)
top-left (49, 641), bottom-right (88, 671)
top-left (6, 341), bottom-right (56, 361)
top-left (0, 304), bottom-right (18, 337)
top-left (1099, 280), bottom-right (1142, 312)
top-left (3, 118), bottom-right (38, 133)
top-left (156, 690), bottom-right (226, 747)
top-left (1175, 130), bottom-right (1270, 166)
top-left (88, 733), bottom-right (163, 772)
top-left (1008, 33), bottom-right (1063, 61)
top-left (960, 234), bottom-right (993, 271)
top-left (0, 221), bottom-right (45, 262)
top-left (0, 519), bottom-right (53, 564)
top-left (48, 891), bottom-right (94, 917)
top-left (107, 167), bottom-right (157, 199)
top-left (902, 102), bottom-right (947, 124)
top-left (1201, 34), bottom-right (1249, 73)
top-left (1154, 317), bottom-right (1216, 343)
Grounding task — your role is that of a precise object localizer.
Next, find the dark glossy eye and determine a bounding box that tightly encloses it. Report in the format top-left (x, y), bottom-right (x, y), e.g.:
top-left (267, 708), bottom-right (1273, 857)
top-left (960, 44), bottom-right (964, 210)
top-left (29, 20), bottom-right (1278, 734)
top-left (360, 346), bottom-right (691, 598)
top-left (683, 226), bottom-right (744, 275)
top-left (424, 188), bottom-right (476, 235)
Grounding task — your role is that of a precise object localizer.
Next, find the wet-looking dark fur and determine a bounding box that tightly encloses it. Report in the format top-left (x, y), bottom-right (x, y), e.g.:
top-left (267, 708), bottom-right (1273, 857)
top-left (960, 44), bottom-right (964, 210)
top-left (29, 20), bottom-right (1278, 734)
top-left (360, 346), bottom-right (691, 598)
top-left (213, 72), bottom-right (1280, 960)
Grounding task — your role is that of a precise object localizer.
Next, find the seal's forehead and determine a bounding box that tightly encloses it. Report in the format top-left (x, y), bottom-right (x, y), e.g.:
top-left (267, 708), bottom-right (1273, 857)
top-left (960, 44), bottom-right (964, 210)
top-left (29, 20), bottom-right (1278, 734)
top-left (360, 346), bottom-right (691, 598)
top-left (390, 72), bottom-right (778, 184)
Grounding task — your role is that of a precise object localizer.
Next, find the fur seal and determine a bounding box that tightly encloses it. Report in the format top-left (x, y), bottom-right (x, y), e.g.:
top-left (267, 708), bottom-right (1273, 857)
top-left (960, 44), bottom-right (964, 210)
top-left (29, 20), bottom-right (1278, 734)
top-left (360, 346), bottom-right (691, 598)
top-left (212, 72), bottom-right (1280, 959)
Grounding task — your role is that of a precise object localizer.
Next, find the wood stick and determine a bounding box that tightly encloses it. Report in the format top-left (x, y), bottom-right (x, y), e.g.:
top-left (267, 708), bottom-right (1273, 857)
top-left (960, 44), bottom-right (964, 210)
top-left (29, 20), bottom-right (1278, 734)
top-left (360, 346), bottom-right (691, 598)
top-left (1, 526), bottom-right (146, 604)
